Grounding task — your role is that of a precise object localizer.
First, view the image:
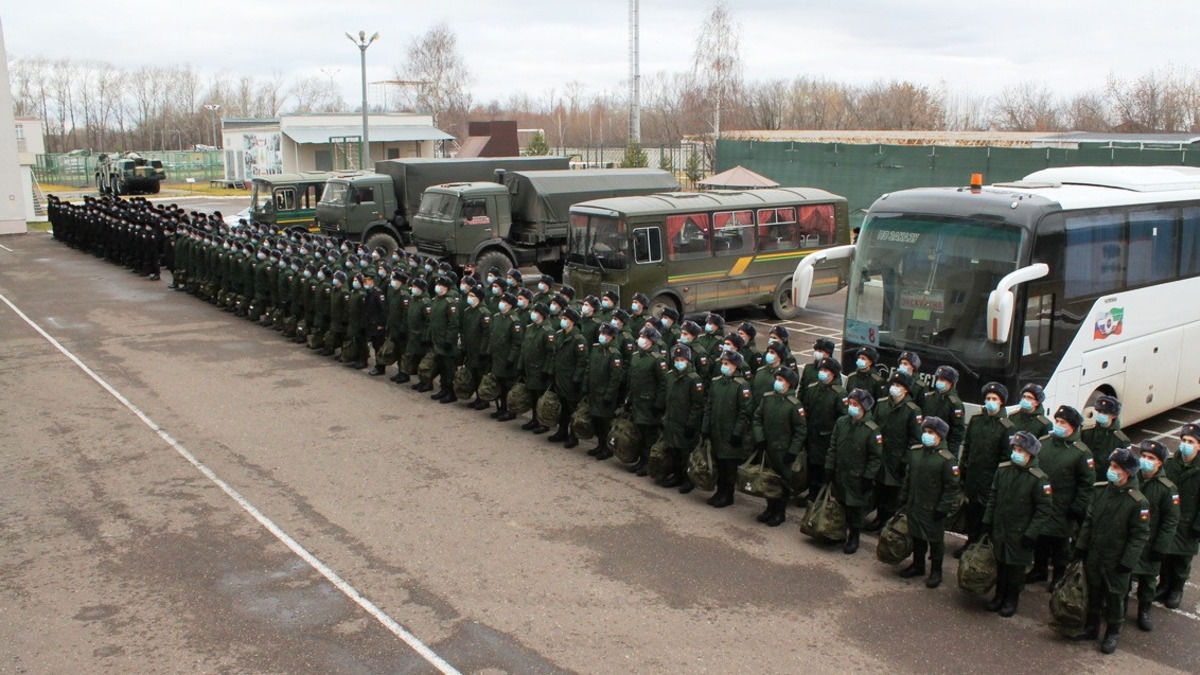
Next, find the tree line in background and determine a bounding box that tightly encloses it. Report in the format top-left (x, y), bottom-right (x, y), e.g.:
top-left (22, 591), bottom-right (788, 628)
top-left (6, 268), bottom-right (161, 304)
top-left (11, 8), bottom-right (1200, 156)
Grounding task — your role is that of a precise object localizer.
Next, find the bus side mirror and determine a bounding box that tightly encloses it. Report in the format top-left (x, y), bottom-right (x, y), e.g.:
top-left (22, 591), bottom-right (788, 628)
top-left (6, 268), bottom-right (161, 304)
top-left (791, 244), bottom-right (855, 309)
top-left (986, 263), bottom-right (1049, 344)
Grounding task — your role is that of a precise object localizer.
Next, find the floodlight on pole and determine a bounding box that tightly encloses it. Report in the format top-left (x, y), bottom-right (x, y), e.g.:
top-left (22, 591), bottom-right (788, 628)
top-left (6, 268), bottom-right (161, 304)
top-left (346, 30), bottom-right (379, 170)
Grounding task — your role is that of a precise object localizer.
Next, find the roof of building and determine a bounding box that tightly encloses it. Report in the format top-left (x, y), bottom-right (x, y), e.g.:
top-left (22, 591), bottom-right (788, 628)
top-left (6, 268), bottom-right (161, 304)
top-left (281, 125), bottom-right (453, 145)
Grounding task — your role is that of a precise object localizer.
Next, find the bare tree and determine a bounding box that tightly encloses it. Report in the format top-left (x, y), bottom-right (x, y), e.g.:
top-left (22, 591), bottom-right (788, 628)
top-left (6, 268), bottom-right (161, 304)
top-left (399, 23), bottom-right (472, 138)
top-left (691, 1), bottom-right (742, 140)
top-left (1063, 92), bottom-right (1111, 131)
top-left (288, 76), bottom-right (346, 113)
top-left (992, 82), bottom-right (1061, 131)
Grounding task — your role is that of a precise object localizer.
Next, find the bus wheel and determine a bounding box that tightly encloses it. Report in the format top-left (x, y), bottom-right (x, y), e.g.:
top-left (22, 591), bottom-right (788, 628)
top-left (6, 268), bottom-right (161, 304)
top-left (475, 250), bottom-right (513, 278)
top-left (363, 232), bottom-right (399, 256)
top-left (768, 279), bottom-right (799, 320)
top-left (1082, 386), bottom-right (1116, 422)
top-left (650, 293), bottom-right (680, 318)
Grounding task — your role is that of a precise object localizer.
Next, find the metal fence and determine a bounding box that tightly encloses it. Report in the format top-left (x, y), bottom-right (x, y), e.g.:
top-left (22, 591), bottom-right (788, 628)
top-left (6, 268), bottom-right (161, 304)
top-left (716, 139), bottom-right (1200, 225)
top-left (33, 150), bottom-right (224, 187)
top-left (551, 144), bottom-right (711, 189)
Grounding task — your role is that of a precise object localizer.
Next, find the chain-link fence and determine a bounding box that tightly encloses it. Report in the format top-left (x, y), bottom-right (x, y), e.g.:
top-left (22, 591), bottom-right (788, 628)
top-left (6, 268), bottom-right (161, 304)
top-left (33, 150), bottom-right (224, 187)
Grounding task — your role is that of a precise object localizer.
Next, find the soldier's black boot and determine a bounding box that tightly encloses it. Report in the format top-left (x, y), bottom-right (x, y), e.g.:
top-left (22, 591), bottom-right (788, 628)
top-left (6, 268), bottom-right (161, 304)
top-left (1137, 600), bottom-right (1154, 632)
top-left (756, 503), bottom-right (773, 523)
top-left (548, 427), bottom-right (568, 443)
top-left (987, 567), bottom-right (1008, 612)
top-left (1165, 581), bottom-right (1185, 609)
top-left (1100, 625), bottom-right (1120, 655)
top-left (998, 579), bottom-right (1021, 617)
top-left (864, 510), bottom-right (889, 534)
top-left (765, 499), bottom-right (787, 527)
top-left (1071, 614), bottom-right (1100, 641)
top-left (439, 391), bottom-right (457, 404)
top-left (521, 417), bottom-right (538, 429)
top-left (900, 540), bottom-right (927, 578)
top-left (391, 371), bottom-right (410, 384)
top-left (926, 558), bottom-right (944, 589)
top-left (368, 365), bottom-right (385, 376)
top-left (563, 433), bottom-right (579, 449)
top-left (1026, 545), bottom-right (1048, 584)
top-left (1048, 564), bottom-right (1066, 592)
top-left (843, 528), bottom-right (861, 555)
top-left (496, 401), bottom-right (515, 421)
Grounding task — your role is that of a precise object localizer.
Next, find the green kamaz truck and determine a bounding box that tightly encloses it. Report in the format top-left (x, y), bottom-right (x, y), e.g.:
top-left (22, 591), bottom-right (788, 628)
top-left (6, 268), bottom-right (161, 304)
top-left (314, 156), bottom-right (569, 254)
top-left (96, 152), bottom-right (166, 196)
top-left (410, 168), bottom-right (679, 279)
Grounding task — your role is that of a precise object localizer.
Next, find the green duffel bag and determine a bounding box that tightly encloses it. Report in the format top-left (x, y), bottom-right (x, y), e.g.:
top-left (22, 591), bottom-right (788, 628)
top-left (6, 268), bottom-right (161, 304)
top-left (453, 365), bottom-right (476, 400)
top-left (736, 450), bottom-right (786, 499)
top-left (401, 353), bottom-right (418, 376)
top-left (376, 337), bottom-right (397, 366)
top-left (687, 440), bottom-right (716, 491)
top-left (607, 413), bottom-right (641, 464)
top-left (876, 513), bottom-right (914, 565)
top-left (536, 389), bottom-right (562, 428)
top-left (1049, 560), bottom-right (1089, 635)
top-left (324, 329), bottom-right (338, 351)
top-left (306, 332), bottom-right (321, 349)
top-left (945, 493), bottom-right (971, 535)
top-left (476, 372), bottom-right (501, 402)
top-left (506, 381), bottom-right (532, 413)
top-left (417, 352), bottom-right (437, 382)
top-left (341, 337), bottom-right (357, 362)
top-left (957, 534), bottom-right (998, 594)
top-left (296, 319), bottom-right (308, 340)
top-left (647, 439), bottom-right (671, 482)
top-left (800, 483), bottom-right (846, 542)
top-left (789, 449), bottom-right (809, 495)
top-left (282, 316), bottom-right (298, 337)
top-left (571, 399), bottom-right (594, 439)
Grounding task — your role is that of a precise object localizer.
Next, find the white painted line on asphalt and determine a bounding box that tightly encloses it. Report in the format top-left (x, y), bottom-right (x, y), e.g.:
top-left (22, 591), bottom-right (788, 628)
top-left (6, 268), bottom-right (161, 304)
top-left (1144, 428), bottom-right (1183, 441)
top-left (0, 243), bottom-right (14, 252)
top-left (1177, 407), bottom-right (1200, 415)
top-left (0, 292), bottom-right (461, 675)
top-left (1169, 419), bottom-right (1198, 427)
top-left (1166, 606), bottom-right (1200, 622)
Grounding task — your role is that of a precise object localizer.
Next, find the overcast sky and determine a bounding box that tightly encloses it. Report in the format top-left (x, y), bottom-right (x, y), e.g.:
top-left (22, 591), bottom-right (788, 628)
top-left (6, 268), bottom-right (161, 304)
top-left (6, 1), bottom-right (1200, 110)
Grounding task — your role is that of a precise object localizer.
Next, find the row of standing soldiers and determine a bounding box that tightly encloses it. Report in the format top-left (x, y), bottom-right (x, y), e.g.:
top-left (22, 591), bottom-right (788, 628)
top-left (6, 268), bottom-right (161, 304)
top-left (47, 196), bottom-right (1200, 655)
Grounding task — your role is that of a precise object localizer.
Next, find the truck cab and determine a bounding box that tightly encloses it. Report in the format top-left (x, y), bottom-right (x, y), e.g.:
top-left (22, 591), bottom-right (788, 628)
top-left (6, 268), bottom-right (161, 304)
top-left (250, 172), bottom-right (333, 232)
top-left (411, 182), bottom-right (513, 267)
top-left (316, 173), bottom-right (403, 253)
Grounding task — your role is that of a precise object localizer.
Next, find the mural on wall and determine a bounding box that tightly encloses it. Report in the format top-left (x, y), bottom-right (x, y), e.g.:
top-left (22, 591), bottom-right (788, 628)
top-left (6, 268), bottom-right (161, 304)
top-left (237, 132), bottom-right (282, 177)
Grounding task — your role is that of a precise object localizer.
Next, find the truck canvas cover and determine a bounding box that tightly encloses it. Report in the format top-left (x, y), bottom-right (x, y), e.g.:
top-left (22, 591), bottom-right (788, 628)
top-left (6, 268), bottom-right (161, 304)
top-left (374, 156), bottom-right (569, 216)
top-left (507, 168), bottom-right (680, 225)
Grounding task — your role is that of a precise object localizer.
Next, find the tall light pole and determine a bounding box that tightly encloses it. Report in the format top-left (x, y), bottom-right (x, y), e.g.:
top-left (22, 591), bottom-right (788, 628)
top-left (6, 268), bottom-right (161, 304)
top-left (203, 103), bottom-right (221, 149)
top-left (628, 0), bottom-right (640, 144)
top-left (346, 30), bottom-right (379, 170)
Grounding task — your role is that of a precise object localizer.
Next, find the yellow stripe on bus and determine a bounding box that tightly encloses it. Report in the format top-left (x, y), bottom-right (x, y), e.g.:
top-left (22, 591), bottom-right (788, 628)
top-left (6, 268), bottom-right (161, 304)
top-left (666, 249), bottom-right (822, 283)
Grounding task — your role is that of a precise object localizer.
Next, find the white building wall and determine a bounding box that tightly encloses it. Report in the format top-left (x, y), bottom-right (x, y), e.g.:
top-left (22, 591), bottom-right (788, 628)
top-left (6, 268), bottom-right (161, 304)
top-left (0, 18), bottom-right (28, 234)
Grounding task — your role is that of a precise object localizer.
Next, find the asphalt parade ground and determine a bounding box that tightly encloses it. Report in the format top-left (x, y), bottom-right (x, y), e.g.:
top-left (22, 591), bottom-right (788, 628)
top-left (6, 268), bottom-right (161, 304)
top-left (2, 229), bottom-right (1199, 674)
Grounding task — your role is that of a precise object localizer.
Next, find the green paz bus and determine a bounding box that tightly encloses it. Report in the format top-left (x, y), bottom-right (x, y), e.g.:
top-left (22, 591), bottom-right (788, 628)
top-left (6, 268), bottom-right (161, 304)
top-left (564, 188), bottom-right (851, 318)
top-left (249, 172), bottom-right (335, 232)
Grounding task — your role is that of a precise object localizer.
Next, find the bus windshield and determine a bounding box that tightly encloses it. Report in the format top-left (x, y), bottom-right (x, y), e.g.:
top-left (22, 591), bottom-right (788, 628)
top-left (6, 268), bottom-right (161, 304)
top-left (845, 215), bottom-right (1023, 368)
top-left (569, 213), bottom-right (627, 270)
top-left (321, 181), bottom-right (351, 205)
top-left (250, 182), bottom-right (270, 211)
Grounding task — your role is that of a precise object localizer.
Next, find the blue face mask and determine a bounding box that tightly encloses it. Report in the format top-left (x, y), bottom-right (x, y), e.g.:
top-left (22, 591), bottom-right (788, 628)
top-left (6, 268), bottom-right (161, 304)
top-left (773, 380), bottom-right (786, 393)
top-left (1011, 450), bottom-right (1027, 466)
top-left (765, 352), bottom-right (778, 365)
top-left (921, 432), bottom-right (937, 447)
top-left (559, 318), bottom-right (570, 330)
top-left (1139, 457), bottom-right (1157, 475)
top-left (889, 385), bottom-right (904, 400)
top-left (984, 400), bottom-right (1000, 414)
top-left (1106, 467), bottom-right (1122, 484)
top-left (410, 288), bottom-right (420, 296)
top-left (674, 360), bottom-right (688, 372)
top-left (720, 364), bottom-right (733, 377)
top-left (898, 364), bottom-right (913, 376)
top-left (705, 323), bottom-right (718, 334)
top-left (1019, 399), bottom-right (1035, 412)
top-left (1094, 413), bottom-right (1111, 426)
top-left (1181, 442), bottom-right (1197, 459)
top-left (680, 335), bottom-right (692, 345)
top-left (467, 296), bottom-right (479, 307)
top-left (856, 358), bottom-right (869, 371)
top-left (935, 380), bottom-right (949, 393)
top-left (498, 302), bottom-right (510, 312)
top-left (352, 281), bottom-right (362, 290)
top-left (598, 334), bottom-right (610, 345)
top-left (530, 312), bottom-right (540, 322)
top-left (847, 404), bottom-right (862, 418)
top-left (818, 370), bottom-right (832, 384)
top-left (1050, 423), bottom-right (1068, 438)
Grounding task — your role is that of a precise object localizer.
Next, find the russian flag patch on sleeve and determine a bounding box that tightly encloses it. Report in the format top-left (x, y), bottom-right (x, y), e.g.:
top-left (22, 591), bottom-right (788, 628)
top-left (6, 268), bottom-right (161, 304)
top-left (1043, 484), bottom-right (1053, 495)
top-left (1140, 508), bottom-right (1151, 521)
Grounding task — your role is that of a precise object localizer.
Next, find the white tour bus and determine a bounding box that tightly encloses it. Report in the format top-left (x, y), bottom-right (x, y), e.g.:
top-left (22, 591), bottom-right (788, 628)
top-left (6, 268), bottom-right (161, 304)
top-left (792, 166), bottom-right (1200, 423)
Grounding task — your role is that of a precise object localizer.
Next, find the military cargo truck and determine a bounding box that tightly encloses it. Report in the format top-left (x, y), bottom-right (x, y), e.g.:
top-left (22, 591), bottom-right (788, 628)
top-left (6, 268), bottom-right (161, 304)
top-left (315, 156), bottom-right (569, 254)
top-left (96, 152), bottom-right (166, 195)
top-left (410, 168), bottom-right (679, 279)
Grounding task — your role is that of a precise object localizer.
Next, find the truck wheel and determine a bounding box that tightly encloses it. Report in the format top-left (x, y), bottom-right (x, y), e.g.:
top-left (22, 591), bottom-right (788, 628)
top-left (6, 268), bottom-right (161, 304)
top-left (535, 260), bottom-right (564, 281)
top-left (475, 250), bottom-right (513, 278)
top-left (363, 232), bottom-right (399, 256)
top-left (767, 278), bottom-right (799, 320)
top-left (150, 182), bottom-right (161, 194)
top-left (650, 293), bottom-right (680, 318)
top-left (113, 180), bottom-right (123, 196)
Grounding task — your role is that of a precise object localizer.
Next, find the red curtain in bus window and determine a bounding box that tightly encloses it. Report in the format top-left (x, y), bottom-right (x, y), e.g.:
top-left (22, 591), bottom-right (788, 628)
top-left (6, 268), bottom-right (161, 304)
top-left (797, 204), bottom-right (836, 246)
top-left (666, 213), bottom-right (712, 260)
top-left (756, 207), bottom-right (798, 251)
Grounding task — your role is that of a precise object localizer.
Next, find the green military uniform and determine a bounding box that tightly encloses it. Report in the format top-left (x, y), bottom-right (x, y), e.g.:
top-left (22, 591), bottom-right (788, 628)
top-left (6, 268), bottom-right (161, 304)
top-left (982, 457), bottom-right (1054, 612)
top-left (1082, 422), bottom-right (1131, 482)
top-left (310, 276), bottom-right (331, 348)
top-left (961, 409), bottom-right (1016, 541)
top-left (1031, 428), bottom-right (1094, 578)
top-left (752, 389), bottom-right (807, 492)
top-left (799, 358), bottom-right (822, 391)
top-left (749, 363), bottom-right (781, 418)
top-left (871, 394), bottom-right (924, 524)
top-left (488, 309), bottom-right (522, 384)
top-left (428, 291), bottom-right (461, 397)
top-left (1076, 479), bottom-right (1150, 633)
top-left (518, 319), bottom-right (554, 426)
top-left (1159, 453), bottom-right (1200, 606)
top-left (549, 325), bottom-right (589, 441)
top-left (345, 283), bottom-right (367, 366)
top-left (846, 367), bottom-right (886, 402)
top-left (921, 389), bottom-right (965, 457)
top-left (1133, 470), bottom-right (1180, 606)
top-left (662, 362), bottom-right (706, 485)
top-left (460, 300), bottom-right (492, 398)
top-left (585, 339), bottom-right (624, 449)
top-left (900, 440), bottom-right (961, 562)
top-left (827, 413), bottom-right (883, 530)
top-left (701, 371), bottom-right (752, 505)
top-left (326, 282), bottom-right (350, 356)
top-left (802, 377), bottom-right (846, 499)
top-left (385, 284), bottom-right (409, 376)
top-left (405, 291), bottom-right (432, 385)
top-left (1010, 407), bottom-right (1052, 437)
top-left (252, 256), bottom-right (271, 320)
